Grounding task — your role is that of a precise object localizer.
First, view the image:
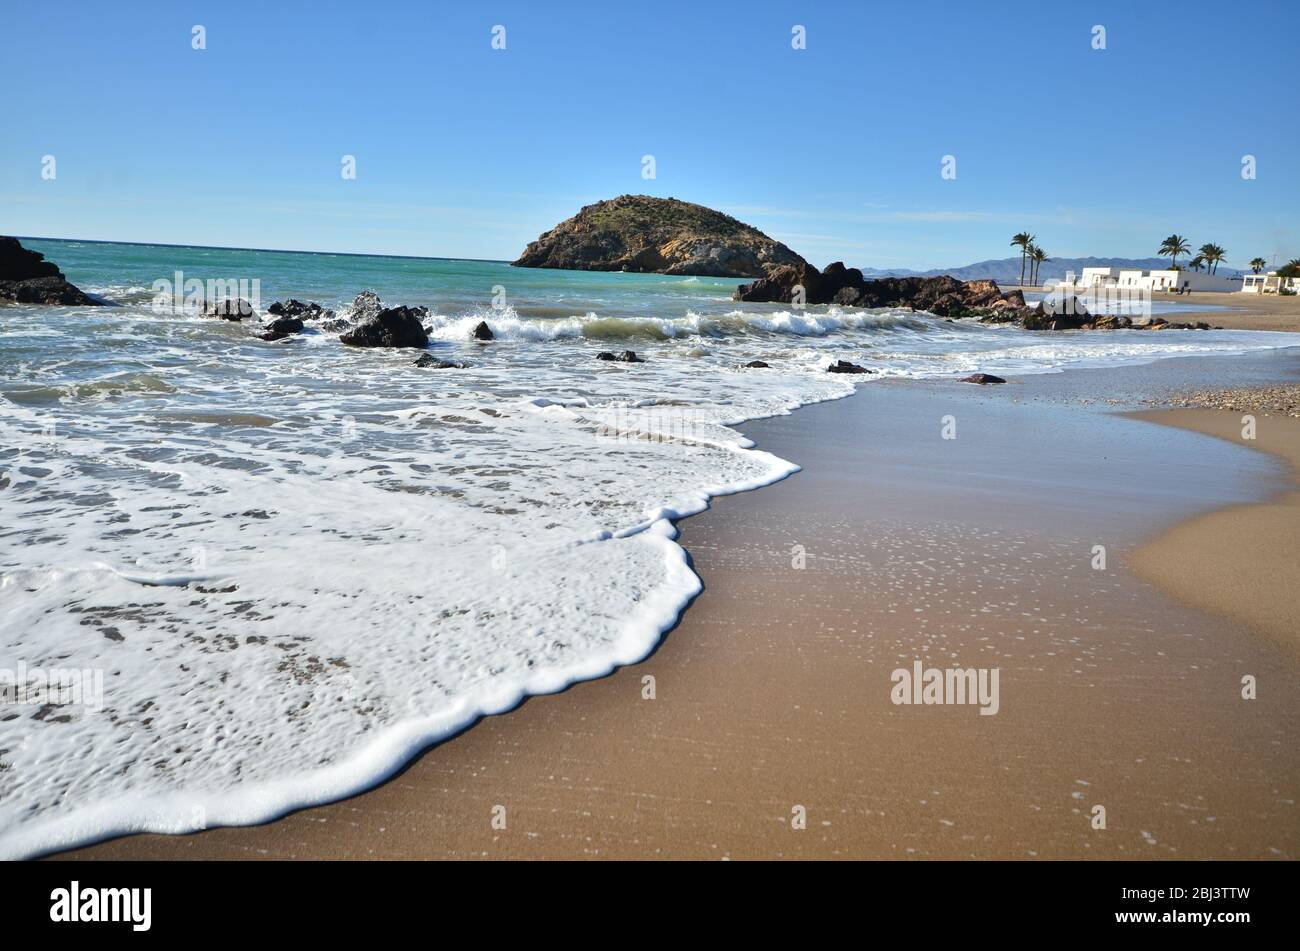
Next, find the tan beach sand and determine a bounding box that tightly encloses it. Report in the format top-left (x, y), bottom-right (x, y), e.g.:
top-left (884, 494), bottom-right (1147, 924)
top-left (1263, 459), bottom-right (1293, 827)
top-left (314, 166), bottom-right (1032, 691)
top-left (1129, 409), bottom-right (1300, 652)
top-left (1004, 285), bottom-right (1300, 332)
top-left (59, 374), bottom-right (1300, 861)
top-left (1146, 292), bottom-right (1300, 332)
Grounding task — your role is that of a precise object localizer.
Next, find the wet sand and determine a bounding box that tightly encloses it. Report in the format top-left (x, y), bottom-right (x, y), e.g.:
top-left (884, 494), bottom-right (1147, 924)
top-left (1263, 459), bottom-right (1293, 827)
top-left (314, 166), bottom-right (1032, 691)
top-left (58, 353), bottom-right (1300, 860)
top-left (1129, 410), bottom-right (1300, 653)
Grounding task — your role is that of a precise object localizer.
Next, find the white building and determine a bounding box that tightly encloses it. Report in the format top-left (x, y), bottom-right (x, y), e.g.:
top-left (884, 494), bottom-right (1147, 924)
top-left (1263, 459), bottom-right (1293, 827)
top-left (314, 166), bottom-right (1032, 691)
top-left (1240, 271), bottom-right (1300, 294)
top-left (1068, 267), bottom-right (1239, 293)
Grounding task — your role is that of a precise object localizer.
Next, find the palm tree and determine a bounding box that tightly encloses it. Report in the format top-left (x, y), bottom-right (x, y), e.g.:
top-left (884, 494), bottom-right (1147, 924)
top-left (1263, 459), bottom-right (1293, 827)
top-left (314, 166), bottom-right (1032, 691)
top-left (1199, 243), bottom-right (1227, 275)
top-left (1158, 234), bottom-right (1191, 270)
top-left (1029, 245), bottom-right (1050, 285)
top-left (1197, 244), bottom-right (1215, 272)
top-left (1011, 232), bottom-right (1034, 286)
top-left (1188, 255), bottom-right (1205, 272)
top-left (1249, 257), bottom-right (1267, 274)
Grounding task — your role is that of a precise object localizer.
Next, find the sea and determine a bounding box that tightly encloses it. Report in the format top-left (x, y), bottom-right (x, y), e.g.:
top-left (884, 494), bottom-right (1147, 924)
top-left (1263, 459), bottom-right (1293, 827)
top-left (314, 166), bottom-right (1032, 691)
top-left (1, 238), bottom-right (1294, 857)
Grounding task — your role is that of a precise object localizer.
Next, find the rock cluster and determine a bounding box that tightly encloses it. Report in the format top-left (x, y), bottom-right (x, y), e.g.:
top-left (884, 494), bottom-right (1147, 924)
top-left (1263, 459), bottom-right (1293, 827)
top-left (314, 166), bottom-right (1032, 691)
top-left (268, 299), bottom-right (336, 323)
top-left (736, 261), bottom-right (1218, 334)
top-left (340, 305), bottom-right (430, 349)
top-left (735, 262), bottom-right (1022, 319)
top-left (0, 236), bottom-right (104, 306)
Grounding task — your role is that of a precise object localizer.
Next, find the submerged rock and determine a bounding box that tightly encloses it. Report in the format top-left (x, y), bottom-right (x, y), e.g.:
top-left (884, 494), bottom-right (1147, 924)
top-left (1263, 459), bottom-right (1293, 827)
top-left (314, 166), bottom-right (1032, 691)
top-left (827, 359), bottom-right (873, 374)
top-left (596, 350), bottom-right (644, 363)
top-left (340, 305), bottom-right (430, 348)
top-left (0, 236), bottom-right (104, 306)
top-left (414, 353), bottom-right (469, 369)
top-left (743, 360), bottom-right (771, 368)
top-left (472, 320), bottom-right (495, 341)
top-left (961, 373), bottom-right (1007, 384)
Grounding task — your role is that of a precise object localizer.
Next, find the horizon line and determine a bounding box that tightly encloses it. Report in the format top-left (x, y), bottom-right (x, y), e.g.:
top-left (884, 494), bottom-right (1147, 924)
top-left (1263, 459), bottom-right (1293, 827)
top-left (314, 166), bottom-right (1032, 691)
top-left (15, 234), bottom-right (514, 267)
top-left (13, 234), bottom-right (1258, 276)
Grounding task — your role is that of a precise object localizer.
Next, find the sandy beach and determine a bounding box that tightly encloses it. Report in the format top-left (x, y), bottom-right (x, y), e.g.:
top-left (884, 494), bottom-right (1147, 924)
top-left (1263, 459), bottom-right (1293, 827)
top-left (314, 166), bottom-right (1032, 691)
top-left (1003, 285), bottom-right (1300, 332)
top-left (57, 351), bottom-right (1300, 861)
top-left (1130, 409), bottom-right (1300, 652)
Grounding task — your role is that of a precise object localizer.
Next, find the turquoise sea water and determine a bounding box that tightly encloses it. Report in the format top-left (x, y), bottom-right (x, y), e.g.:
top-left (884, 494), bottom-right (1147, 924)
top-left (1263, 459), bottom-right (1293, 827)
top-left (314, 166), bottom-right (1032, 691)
top-left (1, 238), bottom-right (1295, 858)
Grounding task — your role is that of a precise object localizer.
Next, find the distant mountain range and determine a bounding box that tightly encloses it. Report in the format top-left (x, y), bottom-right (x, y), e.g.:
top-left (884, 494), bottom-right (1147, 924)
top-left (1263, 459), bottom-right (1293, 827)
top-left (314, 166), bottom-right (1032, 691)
top-left (860, 256), bottom-right (1244, 284)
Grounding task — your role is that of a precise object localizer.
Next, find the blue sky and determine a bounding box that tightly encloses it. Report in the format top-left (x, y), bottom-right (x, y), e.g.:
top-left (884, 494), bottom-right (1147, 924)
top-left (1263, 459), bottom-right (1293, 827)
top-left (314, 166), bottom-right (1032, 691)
top-left (2, 0), bottom-right (1296, 270)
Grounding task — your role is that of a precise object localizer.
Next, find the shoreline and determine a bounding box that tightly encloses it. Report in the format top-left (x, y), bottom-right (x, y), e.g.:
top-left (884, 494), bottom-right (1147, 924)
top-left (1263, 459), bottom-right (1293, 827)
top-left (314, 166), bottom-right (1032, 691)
top-left (1128, 409), bottom-right (1300, 654)
top-left (54, 352), bottom-right (1300, 860)
top-left (1002, 284), bottom-right (1300, 332)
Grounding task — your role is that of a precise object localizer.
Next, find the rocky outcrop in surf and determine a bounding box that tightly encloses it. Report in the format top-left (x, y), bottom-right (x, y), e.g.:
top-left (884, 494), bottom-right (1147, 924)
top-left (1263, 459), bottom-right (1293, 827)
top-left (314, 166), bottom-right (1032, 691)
top-left (513, 195), bottom-right (806, 278)
top-left (340, 305), bottom-right (430, 348)
top-left (0, 237), bottom-right (104, 306)
top-left (734, 262), bottom-right (1218, 333)
top-left (735, 263), bottom-right (1026, 319)
top-left (268, 299), bottom-right (335, 323)
top-left (203, 298), bottom-right (257, 321)
top-left (827, 359), bottom-right (873, 374)
top-left (349, 290), bottom-right (384, 324)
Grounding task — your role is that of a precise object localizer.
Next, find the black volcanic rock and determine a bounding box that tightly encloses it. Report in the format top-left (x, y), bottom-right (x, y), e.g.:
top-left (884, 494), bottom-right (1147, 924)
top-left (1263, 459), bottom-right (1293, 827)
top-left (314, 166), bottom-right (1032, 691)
top-left (1022, 296), bottom-right (1091, 330)
top-left (340, 305), bottom-right (430, 348)
top-left (827, 360), bottom-right (873, 374)
top-left (349, 290), bottom-right (384, 324)
top-left (513, 195), bottom-right (806, 278)
top-left (961, 373), bottom-right (1007, 384)
top-left (596, 350), bottom-right (643, 363)
top-left (733, 261), bottom-right (829, 305)
top-left (0, 236), bottom-right (103, 306)
top-left (743, 360), bottom-right (771, 368)
top-left (472, 320), bottom-right (494, 341)
top-left (204, 298), bottom-right (256, 321)
top-left (0, 237), bottom-right (60, 280)
top-left (264, 316), bottom-right (304, 335)
top-left (414, 354), bottom-right (468, 369)
top-left (268, 299), bottom-right (333, 323)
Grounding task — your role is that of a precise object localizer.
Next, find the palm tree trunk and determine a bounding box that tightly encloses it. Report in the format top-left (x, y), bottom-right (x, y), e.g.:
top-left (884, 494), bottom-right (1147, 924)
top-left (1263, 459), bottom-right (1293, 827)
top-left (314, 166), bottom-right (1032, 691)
top-left (1019, 251), bottom-right (1025, 286)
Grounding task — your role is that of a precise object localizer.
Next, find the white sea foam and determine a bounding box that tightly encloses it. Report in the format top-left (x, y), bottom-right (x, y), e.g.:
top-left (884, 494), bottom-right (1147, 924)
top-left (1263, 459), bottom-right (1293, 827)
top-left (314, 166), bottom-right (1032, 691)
top-left (0, 289), bottom-right (1294, 859)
